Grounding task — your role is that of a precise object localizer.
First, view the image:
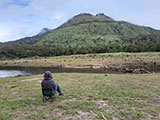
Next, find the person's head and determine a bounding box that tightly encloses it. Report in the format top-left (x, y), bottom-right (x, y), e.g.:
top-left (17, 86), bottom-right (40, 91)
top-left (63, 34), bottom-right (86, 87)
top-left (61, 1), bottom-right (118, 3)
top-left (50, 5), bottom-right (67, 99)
top-left (44, 71), bottom-right (53, 80)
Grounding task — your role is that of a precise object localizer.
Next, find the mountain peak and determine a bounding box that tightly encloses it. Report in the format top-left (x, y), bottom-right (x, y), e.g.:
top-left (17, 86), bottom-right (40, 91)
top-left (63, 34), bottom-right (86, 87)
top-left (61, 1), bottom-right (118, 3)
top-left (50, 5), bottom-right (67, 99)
top-left (38, 28), bottom-right (51, 35)
top-left (96, 13), bottom-right (106, 16)
top-left (72, 13), bottom-right (93, 18)
top-left (58, 13), bottom-right (114, 29)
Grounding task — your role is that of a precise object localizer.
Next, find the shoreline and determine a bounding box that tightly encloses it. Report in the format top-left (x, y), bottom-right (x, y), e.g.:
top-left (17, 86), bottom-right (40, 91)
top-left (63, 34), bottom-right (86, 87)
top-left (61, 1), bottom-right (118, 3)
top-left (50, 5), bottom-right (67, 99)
top-left (0, 63), bottom-right (159, 74)
top-left (0, 52), bottom-right (160, 74)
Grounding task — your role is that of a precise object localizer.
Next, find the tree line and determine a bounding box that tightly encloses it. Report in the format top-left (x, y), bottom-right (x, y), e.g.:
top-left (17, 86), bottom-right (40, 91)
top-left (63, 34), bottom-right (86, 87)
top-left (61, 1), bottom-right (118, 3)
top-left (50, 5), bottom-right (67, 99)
top-left (0, 41), bottom-right (160, 59)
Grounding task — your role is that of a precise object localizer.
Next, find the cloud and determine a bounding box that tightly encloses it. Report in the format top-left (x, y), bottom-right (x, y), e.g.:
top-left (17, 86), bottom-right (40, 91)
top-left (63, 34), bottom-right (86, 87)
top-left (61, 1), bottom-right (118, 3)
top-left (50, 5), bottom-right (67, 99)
top-left (0, 23), bottom-right (36, 42)
top-left (117, 0), bottom-right (160, 29)
top-left (55, 15), bottom-right (63, 20)
top-left (0, 0), bottom-right (66, 42)
top-left (0, 28), bottom-right (11, 42)
top-left (0, 0), bottom-right (12, 8)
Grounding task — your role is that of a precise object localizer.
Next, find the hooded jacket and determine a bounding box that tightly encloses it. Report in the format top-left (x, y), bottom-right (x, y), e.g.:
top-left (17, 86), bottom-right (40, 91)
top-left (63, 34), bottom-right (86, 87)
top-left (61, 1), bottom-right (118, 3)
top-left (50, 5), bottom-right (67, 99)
top-left (41, 71), bottom-right (56, 95)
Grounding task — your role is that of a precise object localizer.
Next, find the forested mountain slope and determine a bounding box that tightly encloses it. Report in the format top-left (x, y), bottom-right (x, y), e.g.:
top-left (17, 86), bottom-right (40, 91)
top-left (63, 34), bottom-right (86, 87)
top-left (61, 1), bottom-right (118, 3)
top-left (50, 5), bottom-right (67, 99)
top-left (0, 13), bottom-right (160, 59)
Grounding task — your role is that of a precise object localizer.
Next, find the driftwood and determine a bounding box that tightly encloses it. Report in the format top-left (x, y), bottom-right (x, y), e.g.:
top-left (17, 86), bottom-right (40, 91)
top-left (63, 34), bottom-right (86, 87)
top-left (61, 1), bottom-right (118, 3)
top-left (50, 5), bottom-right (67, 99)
top-left (132, 68), bottom-right (151, 74)
top-left (122, 68), bottom-right (151, 74)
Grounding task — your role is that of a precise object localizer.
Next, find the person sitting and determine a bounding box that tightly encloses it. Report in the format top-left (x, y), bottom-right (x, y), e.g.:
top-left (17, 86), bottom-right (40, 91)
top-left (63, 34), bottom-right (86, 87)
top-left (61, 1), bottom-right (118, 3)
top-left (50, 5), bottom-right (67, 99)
top-left (41, 71), bottom-right (63, 96)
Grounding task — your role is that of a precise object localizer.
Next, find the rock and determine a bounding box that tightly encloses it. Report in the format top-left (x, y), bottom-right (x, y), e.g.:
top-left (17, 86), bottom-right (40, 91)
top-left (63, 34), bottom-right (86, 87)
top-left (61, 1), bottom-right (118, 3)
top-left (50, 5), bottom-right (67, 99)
top-left (123, 68), bottom-right (133, 73)
top-left (104, 74), bottom-right (108, 76)
top-left (153, 62), bottom-right (156, 66)
top-left (15, 75), bottom-right (23, 77)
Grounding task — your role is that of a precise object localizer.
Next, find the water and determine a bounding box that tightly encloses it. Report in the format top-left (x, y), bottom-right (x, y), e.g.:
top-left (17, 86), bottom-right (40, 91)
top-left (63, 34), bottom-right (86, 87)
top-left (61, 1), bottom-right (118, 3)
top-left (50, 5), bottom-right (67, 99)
top-left (0, 67), bottom-right (107, 78)
top-left (0, 65), bottom-right (159, 78)
top-left (0, 70), bottom-right (32, 78)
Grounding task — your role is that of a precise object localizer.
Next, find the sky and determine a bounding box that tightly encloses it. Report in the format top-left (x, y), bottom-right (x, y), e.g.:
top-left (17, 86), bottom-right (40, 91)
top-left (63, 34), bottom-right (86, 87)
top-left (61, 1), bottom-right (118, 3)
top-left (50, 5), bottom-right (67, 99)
top-left (0, 0), bottom-right (160, 42)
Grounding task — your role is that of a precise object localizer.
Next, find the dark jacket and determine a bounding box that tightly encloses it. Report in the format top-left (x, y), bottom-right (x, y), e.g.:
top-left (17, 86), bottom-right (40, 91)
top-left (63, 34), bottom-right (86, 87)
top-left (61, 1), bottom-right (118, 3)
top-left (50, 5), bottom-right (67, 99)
top-left (41, 71), bottom-right (56, 95)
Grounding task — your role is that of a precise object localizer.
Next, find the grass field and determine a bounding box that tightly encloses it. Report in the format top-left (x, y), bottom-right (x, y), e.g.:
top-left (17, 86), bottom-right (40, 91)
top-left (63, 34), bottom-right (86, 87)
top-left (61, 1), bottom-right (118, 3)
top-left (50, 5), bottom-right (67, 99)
top-left (0, 73), bottom-right (160, 120)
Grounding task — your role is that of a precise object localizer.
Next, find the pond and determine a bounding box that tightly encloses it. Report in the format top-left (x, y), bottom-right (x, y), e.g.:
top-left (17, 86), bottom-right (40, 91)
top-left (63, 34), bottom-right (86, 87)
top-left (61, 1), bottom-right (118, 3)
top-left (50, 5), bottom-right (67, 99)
top-left (0, 66), bottom-right (107, 78)
top-left (0, 65), bottom-right (160, 78)
top-left (0, 70), bottom-right (32, 78)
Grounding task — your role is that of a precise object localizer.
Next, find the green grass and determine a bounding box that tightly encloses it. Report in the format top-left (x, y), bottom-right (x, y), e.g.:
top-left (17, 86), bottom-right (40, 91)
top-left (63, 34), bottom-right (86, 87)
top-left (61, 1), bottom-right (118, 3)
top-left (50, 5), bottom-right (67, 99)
top-left (46, 52), bottom-right (160, 58)
top-left (0, 73), bottom-right (160, 119)
top-left (96, 52), bottom-right (160, 57)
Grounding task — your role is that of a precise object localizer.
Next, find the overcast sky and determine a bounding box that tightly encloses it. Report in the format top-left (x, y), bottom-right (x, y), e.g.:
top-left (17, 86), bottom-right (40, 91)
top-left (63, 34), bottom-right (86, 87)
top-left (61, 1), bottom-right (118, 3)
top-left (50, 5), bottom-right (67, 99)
top-left (0, 0), bottom-right (160, 42)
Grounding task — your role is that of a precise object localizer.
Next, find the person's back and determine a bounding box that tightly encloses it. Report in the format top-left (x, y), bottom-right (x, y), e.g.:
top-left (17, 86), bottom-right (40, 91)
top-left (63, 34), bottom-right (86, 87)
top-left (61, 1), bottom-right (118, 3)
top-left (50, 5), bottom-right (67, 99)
top-left (41, 71), bottom-right (63, 96)
top-left (41, 71), bottom-right (56, 95)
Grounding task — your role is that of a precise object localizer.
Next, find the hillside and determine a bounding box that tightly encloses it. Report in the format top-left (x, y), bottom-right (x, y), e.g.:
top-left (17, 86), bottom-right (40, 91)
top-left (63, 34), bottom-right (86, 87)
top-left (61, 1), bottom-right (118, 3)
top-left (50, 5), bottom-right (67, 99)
top-left (0, 13), bottom-right (160, 59)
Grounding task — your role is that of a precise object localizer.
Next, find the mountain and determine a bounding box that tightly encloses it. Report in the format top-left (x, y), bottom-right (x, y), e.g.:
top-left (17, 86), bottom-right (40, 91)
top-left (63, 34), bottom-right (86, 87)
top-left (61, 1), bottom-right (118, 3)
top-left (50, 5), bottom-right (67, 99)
top-left (57, 13), bottom-right (114, 29)
top-left (38, 28), bottom-right (52, 35)
top-left (0, 13), bottom-right (160, 59)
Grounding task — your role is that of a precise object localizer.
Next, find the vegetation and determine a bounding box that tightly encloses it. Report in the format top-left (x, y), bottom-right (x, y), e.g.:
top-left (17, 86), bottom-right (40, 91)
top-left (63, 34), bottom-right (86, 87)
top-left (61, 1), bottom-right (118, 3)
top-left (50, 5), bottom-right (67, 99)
top-left (0, 52), bottom-right (160, 71)
top-left (0, 73), bottom-right (160, 119)
top-left (0, 13), bottom-right (160, 59)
